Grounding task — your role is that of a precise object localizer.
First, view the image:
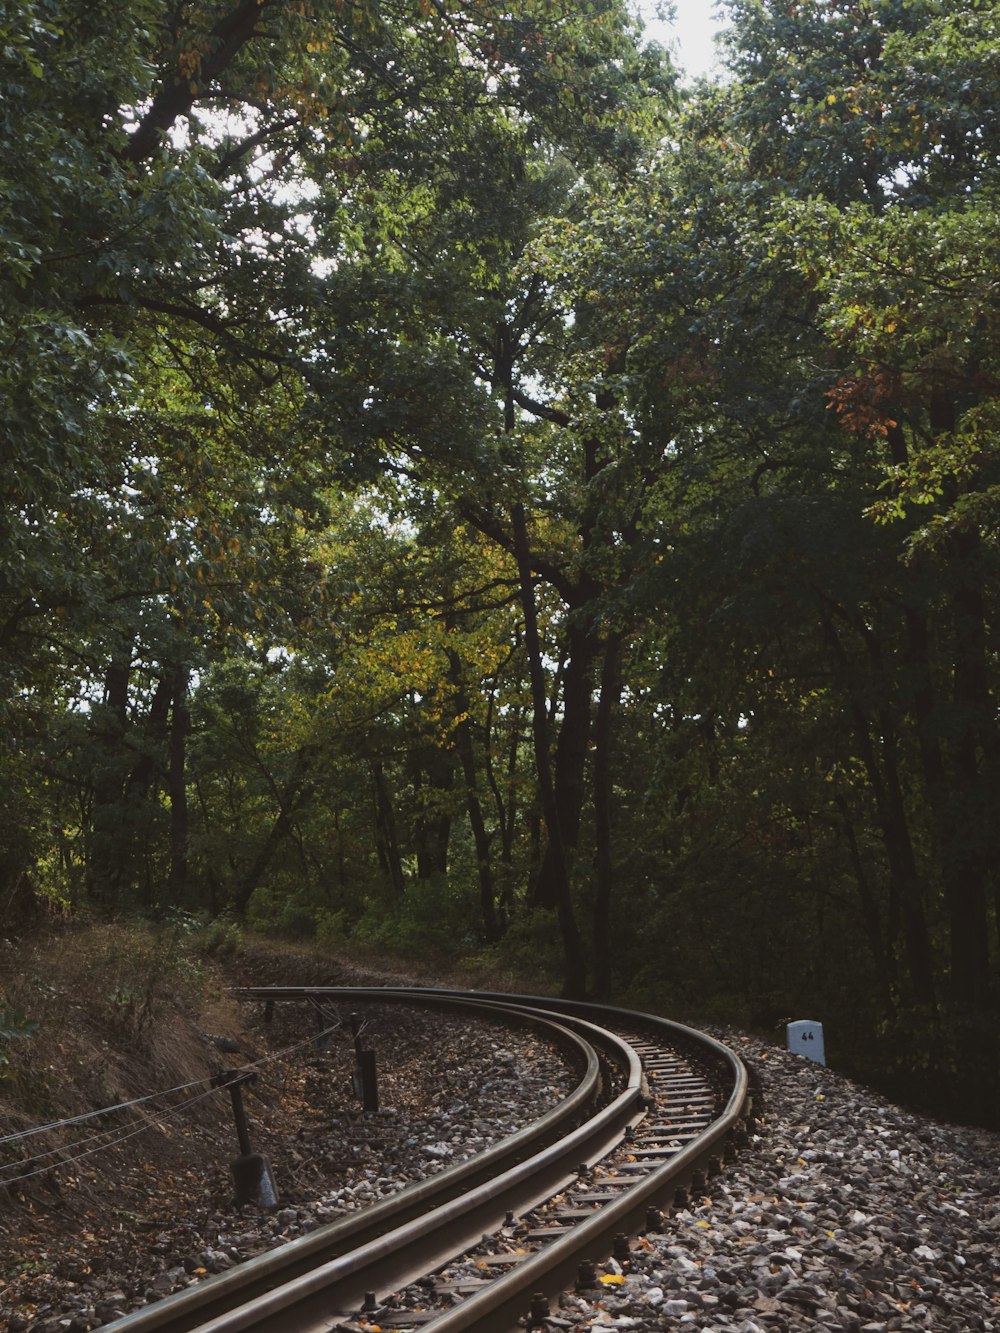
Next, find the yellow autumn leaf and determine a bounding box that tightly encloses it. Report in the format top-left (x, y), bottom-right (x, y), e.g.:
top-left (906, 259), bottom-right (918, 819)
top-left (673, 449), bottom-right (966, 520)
top-left (600, 1274), bottom-right (625, 1286)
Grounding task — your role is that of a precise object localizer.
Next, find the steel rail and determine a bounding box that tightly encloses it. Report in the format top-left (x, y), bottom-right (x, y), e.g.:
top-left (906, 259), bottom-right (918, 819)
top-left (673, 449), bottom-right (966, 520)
top-left (242, 988), bottom-right (750, 1333)
top-left (146, 1004), bottom-right (641, 1333)
top-left (105, 989), bottom-right (748, 1333)
top-left (101, 995), bottom-right (608, 1333)
top-left (421, 1010), bottom-right (750, 1332)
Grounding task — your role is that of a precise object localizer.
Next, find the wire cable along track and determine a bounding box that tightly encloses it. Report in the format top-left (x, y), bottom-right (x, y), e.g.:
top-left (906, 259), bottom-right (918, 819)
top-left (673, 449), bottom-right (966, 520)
top-left (103, 989), bottom-right (750, 1333)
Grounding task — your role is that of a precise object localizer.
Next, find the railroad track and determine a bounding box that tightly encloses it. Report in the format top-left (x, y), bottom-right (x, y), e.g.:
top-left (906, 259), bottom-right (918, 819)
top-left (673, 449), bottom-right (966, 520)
top-left (104, 989), bottom-right (750, 1333)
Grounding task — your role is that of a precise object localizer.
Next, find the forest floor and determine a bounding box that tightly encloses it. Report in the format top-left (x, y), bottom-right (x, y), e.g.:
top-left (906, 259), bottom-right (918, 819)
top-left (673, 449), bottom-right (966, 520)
top-left (0, 922), bottom-right (544, 1331)
top-left (5, 925), bottom-right (998, 1333)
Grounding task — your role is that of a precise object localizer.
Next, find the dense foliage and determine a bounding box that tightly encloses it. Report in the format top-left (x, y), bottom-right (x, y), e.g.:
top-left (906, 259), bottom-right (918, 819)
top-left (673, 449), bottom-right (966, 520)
top-left (2, 0), bottom-right (998, 1122)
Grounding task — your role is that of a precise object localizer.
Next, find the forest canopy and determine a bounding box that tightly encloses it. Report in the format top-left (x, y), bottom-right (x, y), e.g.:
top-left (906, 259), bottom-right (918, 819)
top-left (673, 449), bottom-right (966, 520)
top-left (2, 0), bottom-right (999, 1121)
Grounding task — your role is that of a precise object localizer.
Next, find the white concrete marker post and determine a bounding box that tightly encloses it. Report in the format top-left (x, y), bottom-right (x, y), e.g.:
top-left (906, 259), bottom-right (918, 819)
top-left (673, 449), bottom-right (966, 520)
top-left (787, 1019), bottom-right (826, 1066)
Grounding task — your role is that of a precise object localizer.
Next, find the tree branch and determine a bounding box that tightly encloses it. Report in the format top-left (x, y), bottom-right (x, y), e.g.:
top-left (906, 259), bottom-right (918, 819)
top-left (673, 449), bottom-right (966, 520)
top-left (213, 116), bottom-right (303, 178)
top-left (122, 0), bottom-right (281, 164)
top-left (510, 386), bottom-right (571, 426)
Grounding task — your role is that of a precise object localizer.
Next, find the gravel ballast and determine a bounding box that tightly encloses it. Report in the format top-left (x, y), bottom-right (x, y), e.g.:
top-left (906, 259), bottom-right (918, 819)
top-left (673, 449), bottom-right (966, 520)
top-left (4, 1014), bottom-right (999, 1333)
top-left (0, 1001), bottom-right (573, 1331)
top-left (557, 1030), bottom-right (1000, 1333)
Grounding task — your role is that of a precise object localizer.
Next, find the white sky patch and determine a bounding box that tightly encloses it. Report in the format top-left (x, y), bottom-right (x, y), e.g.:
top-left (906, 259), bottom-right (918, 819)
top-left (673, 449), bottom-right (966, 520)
top-left (638, 0), bottom-right (730, 81)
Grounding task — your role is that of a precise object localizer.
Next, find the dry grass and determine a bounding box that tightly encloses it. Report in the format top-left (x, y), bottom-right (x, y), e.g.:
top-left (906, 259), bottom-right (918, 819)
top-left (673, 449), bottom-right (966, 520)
top-left (0, 922), bottom-right (217, 1134)
top-left (0, 920), bottom-right (541, 1220)
top-left (0, 923), bottom-right (520, 1280)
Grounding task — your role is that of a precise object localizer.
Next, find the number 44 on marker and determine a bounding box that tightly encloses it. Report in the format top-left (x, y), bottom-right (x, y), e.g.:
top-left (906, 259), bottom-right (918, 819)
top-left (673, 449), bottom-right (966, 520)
top-left (786, 1020), bottom-right (826, 1066)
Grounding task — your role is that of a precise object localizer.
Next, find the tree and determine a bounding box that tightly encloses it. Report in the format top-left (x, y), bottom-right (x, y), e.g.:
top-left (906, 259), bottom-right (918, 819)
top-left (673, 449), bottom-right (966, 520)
top-left (553, 0), bottom-right (1000, 1108)
top-left (1, 0), bottom-right (671, 930)
top-left (721, 0), bottom-right (1000, 1010)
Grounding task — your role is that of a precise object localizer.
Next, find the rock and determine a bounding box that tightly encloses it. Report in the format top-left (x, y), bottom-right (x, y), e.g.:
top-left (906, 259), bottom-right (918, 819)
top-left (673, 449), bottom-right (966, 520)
top-left (94, 1302), bottom-right (127, 1323)
top-left (5, 1010), bottom-right (1000, 1333)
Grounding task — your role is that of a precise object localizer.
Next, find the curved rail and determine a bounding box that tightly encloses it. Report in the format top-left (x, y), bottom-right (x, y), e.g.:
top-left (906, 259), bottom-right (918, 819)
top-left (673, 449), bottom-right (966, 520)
top-left (102, 995), bottom-right (607, 1333)
top-left (105, 989), bottom-right (750, 1333)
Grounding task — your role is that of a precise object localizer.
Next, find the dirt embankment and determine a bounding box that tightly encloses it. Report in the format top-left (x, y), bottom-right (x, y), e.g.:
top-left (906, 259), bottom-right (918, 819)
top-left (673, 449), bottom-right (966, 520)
top-left (0, 923), bottom-right (546, 1330)
top-left (0, 923), bottom-right (533, 1237)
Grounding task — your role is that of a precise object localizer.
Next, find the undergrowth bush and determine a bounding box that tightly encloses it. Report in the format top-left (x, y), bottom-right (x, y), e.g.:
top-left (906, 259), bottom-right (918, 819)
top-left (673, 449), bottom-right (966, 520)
top-left (70, 922), bottom-right (205, 1040)
top-left (351, 875), bottom-right (484, 960)
top-left (247, 872), bottom-right (490, 963)
top-left (192, 911), bottom-right (244, 957)
top-left (459, 908), bottom-right (565, 990)
top-left (0, 1008), bottom-right (39, 1081)
top-left (246, 884), bottom-right (321, 939)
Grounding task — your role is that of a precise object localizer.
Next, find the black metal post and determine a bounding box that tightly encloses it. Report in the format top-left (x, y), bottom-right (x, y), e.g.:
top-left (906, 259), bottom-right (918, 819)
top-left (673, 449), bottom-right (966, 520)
top-left (211, 1069), bottom-right (278, 1207)
top-left (212, 1069), bottom-right (258, 1154)
top-left (313, 1001), bottom-right (332, 1052)
top-left (348, 1013), bottom-right (379, 1112)
top-left (349, 1012), bottom-right (364, 1057)
top-left (228, 1080), bottom-right (253, 1157)
top-left (357, 1049), bottom-right (379, 1113)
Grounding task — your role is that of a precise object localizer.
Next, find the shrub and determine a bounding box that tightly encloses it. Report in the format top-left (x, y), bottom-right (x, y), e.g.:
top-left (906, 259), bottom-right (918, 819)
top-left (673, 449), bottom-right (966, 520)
top-left (192, 912), bottom-right (243, 957)
top-left (0, 1008), bottom-right (39, 1080)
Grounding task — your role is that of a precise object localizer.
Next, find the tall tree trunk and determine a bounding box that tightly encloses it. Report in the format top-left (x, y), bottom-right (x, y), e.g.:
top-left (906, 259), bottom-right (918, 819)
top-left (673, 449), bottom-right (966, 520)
top-left (890, 414), bottom-right (996, 1007)
top-left (371, 760), bottom-right (405, 897)
top-left (823, 615), bottom-right (937, 1005)
top-left (194, 775), bottom-right (225, 915)
top-left (834, 793), bottom-right (896, 1009)
top-left (483, 678), bottom-right (512, 905)
top-left (943, 524), bottom-right (994, 1006)
top-left (533, 619), bottom-right (598, 909)
top-left (512, 502), bottom-right (586, 997)
top-left (123, 675), bottom-right (172, 803)
top-left (167, 665), bottom-right (189, 900)
top-left (410, 744), bottom-right (453, 880)
top-left (130, 673), bottom-right (173, 909)
top-left (446, 647), bottom-right (500, 943)
top-left (592, 632), bottom-right (622, 1003)
top-left (484, 691), bottom-right (525, 920)
top-left (234, 748), bottom-right (316, 913)
top-left (86, 657), bottom-right (131, 906)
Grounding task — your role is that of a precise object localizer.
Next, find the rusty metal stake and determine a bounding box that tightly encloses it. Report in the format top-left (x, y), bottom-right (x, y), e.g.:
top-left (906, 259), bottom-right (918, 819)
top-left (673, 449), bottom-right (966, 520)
top-left (312, 1000), bottom-right (332, 1053)
top-left (211, 1070), bottom-right (278, 1208)
top-left (349, 1013), bottom-right (379, 1113)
